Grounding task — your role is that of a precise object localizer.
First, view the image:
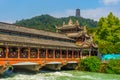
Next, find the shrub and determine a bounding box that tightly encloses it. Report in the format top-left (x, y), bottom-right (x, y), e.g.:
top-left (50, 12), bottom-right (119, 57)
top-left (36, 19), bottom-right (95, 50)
top-left (79, 56), bottom-right (101, 72)
top-left (106, 59), bottom-right (120, 74)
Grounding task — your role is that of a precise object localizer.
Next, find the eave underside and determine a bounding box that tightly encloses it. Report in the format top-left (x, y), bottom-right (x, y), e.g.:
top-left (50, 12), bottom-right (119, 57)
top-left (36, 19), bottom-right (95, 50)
top-left (0, 34), bottom-right (80, 50)
top-left (0, 22), bottom-right (73, 41)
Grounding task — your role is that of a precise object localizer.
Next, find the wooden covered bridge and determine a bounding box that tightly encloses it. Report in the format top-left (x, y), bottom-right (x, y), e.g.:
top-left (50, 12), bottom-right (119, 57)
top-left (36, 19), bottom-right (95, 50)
top-left (0, 19), bottom-right (98, 73)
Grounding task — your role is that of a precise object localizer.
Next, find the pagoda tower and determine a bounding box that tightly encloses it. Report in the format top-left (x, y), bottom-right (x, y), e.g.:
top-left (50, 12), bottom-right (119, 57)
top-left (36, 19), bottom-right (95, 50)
top-left (76, 9), bottom-right (81, 17)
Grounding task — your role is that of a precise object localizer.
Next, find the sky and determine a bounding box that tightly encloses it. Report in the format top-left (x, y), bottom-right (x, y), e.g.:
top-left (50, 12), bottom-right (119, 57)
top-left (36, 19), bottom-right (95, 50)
top-left (0, 0), bottom-right (120, 23)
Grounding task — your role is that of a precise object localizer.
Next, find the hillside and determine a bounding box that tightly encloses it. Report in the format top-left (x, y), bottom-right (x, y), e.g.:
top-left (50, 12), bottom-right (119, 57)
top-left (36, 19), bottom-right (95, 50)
top-left (15, 15), bottom-right (97, 32)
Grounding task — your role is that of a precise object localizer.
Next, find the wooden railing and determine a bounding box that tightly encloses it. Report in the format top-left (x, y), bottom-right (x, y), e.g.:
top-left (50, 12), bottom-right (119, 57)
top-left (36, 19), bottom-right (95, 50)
top-left (0, 46), bottom-right (83, 67)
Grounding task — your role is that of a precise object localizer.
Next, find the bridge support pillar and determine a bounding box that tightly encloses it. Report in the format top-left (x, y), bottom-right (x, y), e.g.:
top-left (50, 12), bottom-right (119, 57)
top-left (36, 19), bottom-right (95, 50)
top-left (0, 66), bottom-right (4, 74)
top-left (44, 64), bottom-right (62, 70)
top-left (62, 63), bottom-right (78, 70)
top-left (13, 65), bottom-right (41, 72)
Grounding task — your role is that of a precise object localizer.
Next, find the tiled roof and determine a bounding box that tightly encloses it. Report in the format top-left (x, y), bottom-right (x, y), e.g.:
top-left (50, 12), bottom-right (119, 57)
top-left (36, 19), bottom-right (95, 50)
top-left (76, 39), bottom-right (98, 48)
top-left (57, 24), bottom-right (83, 30)
top-left (67, 32), bottom-right (90, 38)
top-left (0, 22), bottom-right (73, 41)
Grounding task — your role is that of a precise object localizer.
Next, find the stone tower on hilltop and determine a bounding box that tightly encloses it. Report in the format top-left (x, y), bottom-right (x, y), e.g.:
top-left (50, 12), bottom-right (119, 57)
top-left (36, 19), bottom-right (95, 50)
top-left (76, 9), bottom-right (80, 17)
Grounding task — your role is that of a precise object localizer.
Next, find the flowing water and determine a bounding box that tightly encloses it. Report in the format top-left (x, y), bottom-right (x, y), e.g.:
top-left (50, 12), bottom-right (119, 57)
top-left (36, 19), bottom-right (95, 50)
top-left (0, 70), bottom-right (120, 80)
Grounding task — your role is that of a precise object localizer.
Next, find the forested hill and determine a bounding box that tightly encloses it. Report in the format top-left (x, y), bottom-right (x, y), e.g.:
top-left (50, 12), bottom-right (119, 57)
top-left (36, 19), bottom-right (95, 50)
top-left (15, 15), bottom-right (97, 32)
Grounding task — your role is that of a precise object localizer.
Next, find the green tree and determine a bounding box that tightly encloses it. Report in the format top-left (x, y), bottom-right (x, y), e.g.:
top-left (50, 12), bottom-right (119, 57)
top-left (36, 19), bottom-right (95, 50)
top-left (15, 15), bottom-right (97, 32)
top-left (79, 56), bottom-right (101, 72)
top-left (114, 42), bottom-right (120, 53)
top-left (94, 12), bottom-right (120, 54)
top-left (106, 59), bottom-right (120, 74)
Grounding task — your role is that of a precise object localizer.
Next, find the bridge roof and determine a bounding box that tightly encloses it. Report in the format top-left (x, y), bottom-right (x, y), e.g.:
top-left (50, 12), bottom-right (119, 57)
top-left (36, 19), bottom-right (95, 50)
top-left (0, 22), bottom-right (74, 41)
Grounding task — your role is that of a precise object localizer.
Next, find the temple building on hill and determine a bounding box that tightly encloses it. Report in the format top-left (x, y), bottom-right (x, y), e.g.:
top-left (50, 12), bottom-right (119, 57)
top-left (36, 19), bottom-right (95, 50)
top-left (56, 19), bottom-right (98, 58)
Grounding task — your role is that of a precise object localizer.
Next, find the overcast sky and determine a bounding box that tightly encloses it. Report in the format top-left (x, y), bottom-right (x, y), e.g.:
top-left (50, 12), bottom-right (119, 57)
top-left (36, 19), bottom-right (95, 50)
top-left (0, 0), bottom-right (120, 23)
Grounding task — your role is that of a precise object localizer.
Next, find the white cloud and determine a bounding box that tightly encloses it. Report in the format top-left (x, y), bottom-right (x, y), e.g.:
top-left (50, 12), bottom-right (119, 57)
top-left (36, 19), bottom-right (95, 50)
top-left (82, 8), bottom-right (113, 21)
top-left (50, 10), bottom-right (75, 18)
top-left (102, 0), bottom-right (120, 5)
top-left (0, 20), bottom-right (14, 23)
top-left (50, 8), bottom-right (120, 21)
top-left (82, 8), bottom-right (120, 21)
top-left (81, 8), bottom-right (108, 21)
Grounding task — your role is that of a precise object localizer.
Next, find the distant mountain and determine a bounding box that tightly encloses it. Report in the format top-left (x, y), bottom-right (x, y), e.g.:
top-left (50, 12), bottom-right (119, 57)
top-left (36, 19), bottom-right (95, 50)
top-left (15, 15), bottom-right (97, 32)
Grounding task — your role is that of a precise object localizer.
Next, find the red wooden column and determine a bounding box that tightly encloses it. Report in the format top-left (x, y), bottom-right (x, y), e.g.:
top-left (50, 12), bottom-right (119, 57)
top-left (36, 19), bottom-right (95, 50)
top-left (89, 49), bottom-right (91, 57)
top-left (28, 48), bottom-right (30, 59)
top-left (60, 49), bottom-right (62, 59)
top-left (66, 50), bottom-right (68, 59)
top-left (80, 50), bottom-right (82, 59)
top-left (38, 48), bottom-right (40, 59)
top-left (72, 50), bottom-right (74, 59)
top-left (46, 49), bottom-right (48, 59)
top-left (18, 47), bottom-right (20, 59)
top-left (53, 49), bottom-right (55, 59)
top-left (77, 51), bottom-right (79, 58)
top-left (6, 46), bottom-right (8, 58)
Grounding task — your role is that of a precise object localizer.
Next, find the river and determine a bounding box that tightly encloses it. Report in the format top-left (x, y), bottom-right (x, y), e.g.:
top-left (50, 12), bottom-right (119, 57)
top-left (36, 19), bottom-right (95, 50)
top-left (0, 70), bottom-right (120, 80)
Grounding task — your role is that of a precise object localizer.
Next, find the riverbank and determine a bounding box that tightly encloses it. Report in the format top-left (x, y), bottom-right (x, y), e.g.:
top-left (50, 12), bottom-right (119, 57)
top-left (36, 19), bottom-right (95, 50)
top-left (1, 70), bottom-right (120, 80)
